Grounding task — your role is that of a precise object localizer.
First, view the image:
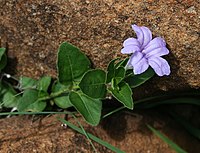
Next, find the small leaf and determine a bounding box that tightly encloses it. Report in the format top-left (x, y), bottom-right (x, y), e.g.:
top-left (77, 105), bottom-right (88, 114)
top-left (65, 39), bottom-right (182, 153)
top-left (17, 89), bottom-right (38, 111)
top-left (2, 90), bottom-right (18, 108)
top-left (37, 76), bottom-right (51, 92)
top-left (110, 81), bottom-right (133, 109)
top-left (115, 58), bottom-right (129, 68)
top-left (79, 69), bottom-right (106, 99)
top-left (0, 82), bottom-right (19, 108)
top-left (111, 77), bottom-right (123, 89)
top-left (52, 82), bottom-right (72, 109)
top-left (17, 89), bottom-right (46, 112)
top-left (0, 48), bottom-right (6, 60)
top-left (106, 58), bottom-right (126, 84)
top-left (54, 94), bottom-right (71, 109)
top-left (19, 77), bottom-right (37, 90)
top-left (106, 58), bottom-right (120, 83)
top-left (125, 67), bottom-right (154, 88)
top-left (114, 66), bottom-right (125, 84)
top-left (0, 48), bottom-right (7, 70)
top-left (57, 42), bottom-right (91, 86)
top-left (26, 100), bottom-right (46, 112)
top-left (69, 92), bottom-right (102, 126)
top-left (38, 90), bottom-right (49, 99)
top-left (115, 67), bottom-right (125, 78)
top-left (0, 54), bottom-right (7, 71)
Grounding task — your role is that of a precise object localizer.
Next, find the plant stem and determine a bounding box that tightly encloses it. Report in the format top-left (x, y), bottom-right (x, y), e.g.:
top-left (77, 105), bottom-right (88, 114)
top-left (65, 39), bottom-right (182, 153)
top-left (0, 111), bottom-right (75, 116)
top-left (72, 115), bottom-right (98, 152)
top-left (37, 88), bottom-right (71, 102)
top-left (102, 106), bottom-right (125, 118)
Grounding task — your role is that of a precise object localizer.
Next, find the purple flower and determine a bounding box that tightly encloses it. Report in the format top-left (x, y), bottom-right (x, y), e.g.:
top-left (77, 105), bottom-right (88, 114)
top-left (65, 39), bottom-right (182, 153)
top-left (121, 24), bottom-right (170, 76)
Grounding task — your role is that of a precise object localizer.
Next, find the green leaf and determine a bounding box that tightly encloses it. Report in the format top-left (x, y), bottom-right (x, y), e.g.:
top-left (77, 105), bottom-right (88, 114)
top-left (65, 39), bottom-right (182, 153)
top-left (106, 58), bottom-right (120, 83)
top-left (115, 67), bottom-right (125, 78)
top-left (17, 89), bottom-right (46, 112)
top-left (52, 82), bottom-right (72, 109)
top-left (19, 76), bottom-right (37, 90)
top-left (110, 81), bottom-right (133, 109)
top-left (125, 67), bottom-right (154, 88)
top-left (25, 100), bottom-right (46, 112)
top-left (79, 69), bottom-right (106, 99)
top-left (0, 48), bottom-right (7, 70)
top-left (69, 91), bottom-right (102, 126)
top-left (57, 42), bottom-right (91, 86)
top-left (17, 89), bottom-right (37, 111)
top-left (2, 89), bottom-right (18, 108)
top-left (38, 90), bottom-right (49, 99)
top-left (115, 67), bottom-right (125, 84)
top-left (147, 125), bottom-right (187, 153)
top-left (0, 82), bottom-right (19, 108)
top-left (0, 54), bottom-right (7, 71)
top-left (106, 58), bottom-right (126, 84)
top-left (111, 77), bottom-right (123, 89)
top-left (0, 48), bottom-right (6, 60)
top-left (37, 76), bottom-right (51, 92)
top-left (54, 94), bottom-right (71, 109)
top-left (115, 58), bottom-right (129, 69)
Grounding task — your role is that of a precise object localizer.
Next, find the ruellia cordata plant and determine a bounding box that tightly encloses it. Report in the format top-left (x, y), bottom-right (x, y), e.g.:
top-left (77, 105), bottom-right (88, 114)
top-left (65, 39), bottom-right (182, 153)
top-left (0, 25), bottom-right (171, 126)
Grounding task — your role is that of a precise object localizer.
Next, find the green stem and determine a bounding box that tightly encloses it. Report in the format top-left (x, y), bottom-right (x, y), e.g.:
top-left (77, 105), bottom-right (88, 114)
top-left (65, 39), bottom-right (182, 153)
top-left (0, 111), bottom-right (76, 116)
top-left (72, 115), bottom-right (98, 152)
top-left (103, 106), bottom-right (125, 118)
top-left (37, 88), bottom-right (71, 102)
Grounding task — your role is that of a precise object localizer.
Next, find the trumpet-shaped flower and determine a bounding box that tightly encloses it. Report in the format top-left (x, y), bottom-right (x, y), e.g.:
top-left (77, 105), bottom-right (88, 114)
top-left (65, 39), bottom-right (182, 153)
top-left (121, 24), bottom-right (170, 76)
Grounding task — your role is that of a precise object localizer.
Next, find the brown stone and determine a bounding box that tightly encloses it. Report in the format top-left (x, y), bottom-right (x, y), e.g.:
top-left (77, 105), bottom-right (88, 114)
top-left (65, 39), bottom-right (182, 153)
top-left (0, 111), bottom-right (199, 153)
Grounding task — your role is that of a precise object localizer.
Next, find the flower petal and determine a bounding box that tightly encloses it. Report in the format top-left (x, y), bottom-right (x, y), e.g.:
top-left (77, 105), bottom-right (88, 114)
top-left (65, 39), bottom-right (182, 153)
top-left (125, 58), bottom-right (133, 70)
top-left (131, 24), bottom-right (144, 46)
top-left (121, 38), bottom-right (141, 54)
top-left (125, 52), bottom-right (143, 69)
top-left (130, 51), bottom-right (144, 66)
top-left (131, 24), bottom-right (152, 48)
top-left (121, 45), bottom-right (140, 54)
top-left (148, 57), bottom-right (170, 76)
top-left (143, 37), bottom-right (166, 54)
top-left (145, 47), bottom-right (169, 58)
top-left (123, 38), bottom-right (140, 47)
top-left (140, 26), bottom-right (152, 48)
top-left (133, 57), bottom-right (149, 75)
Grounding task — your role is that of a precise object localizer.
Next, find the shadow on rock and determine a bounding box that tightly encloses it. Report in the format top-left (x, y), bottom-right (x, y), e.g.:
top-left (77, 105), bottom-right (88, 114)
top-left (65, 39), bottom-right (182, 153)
top-left (101, 111), bottom-right (127, 141)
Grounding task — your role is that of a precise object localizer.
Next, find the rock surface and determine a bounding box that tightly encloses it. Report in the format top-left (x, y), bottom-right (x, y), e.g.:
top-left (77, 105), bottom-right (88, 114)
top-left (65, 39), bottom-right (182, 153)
top-left (0, 0), bottom-right (199, 92)
top-left (0, 110), bottom-right (199, 153)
